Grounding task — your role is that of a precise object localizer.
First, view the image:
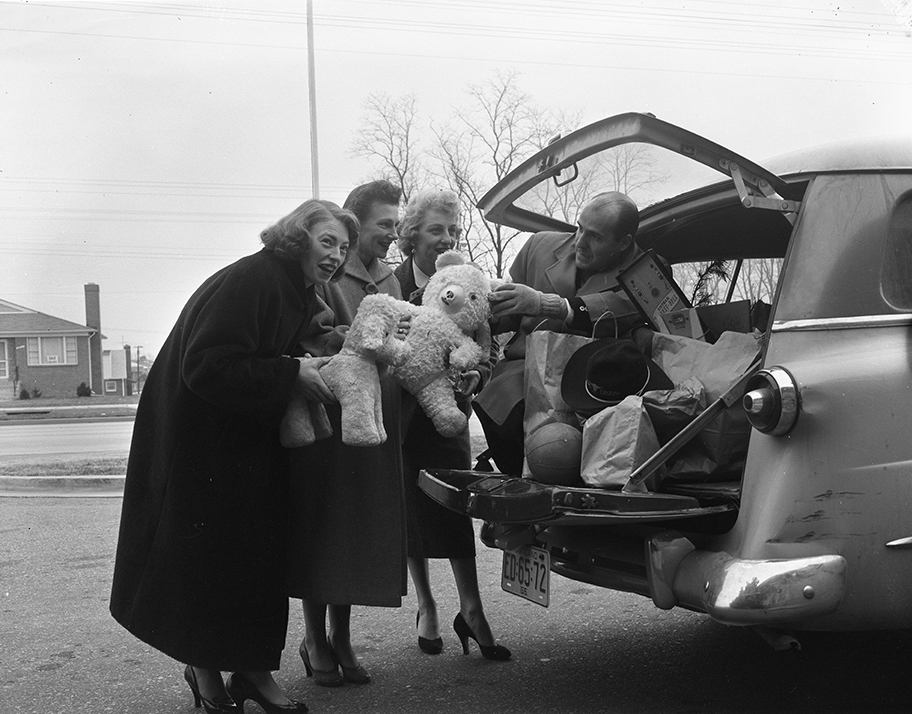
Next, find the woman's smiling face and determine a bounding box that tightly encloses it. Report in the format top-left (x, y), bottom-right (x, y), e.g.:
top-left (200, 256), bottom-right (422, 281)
top-left (299, 217), bottom-right (349, 286)
top-left (413, 209), bottom-right (460, 276)
top-left (356, 201), bottom-right (400, 264)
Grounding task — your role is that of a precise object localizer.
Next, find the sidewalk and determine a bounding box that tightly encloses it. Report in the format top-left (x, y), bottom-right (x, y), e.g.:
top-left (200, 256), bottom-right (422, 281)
top-left (0, 402), bottom-right (134, 497)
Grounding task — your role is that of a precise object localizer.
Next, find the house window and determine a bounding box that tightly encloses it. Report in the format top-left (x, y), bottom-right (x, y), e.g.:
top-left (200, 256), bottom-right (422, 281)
top-left (0, 340), bottom-right (7, 378)
top-left (26, 336), bottom-right (79, 366)
top-left (105, 380), bottom-right (117, 393)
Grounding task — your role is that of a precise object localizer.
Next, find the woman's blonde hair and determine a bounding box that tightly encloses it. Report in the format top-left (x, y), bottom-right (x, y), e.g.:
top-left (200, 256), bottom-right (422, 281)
top-left (396, 189), bottom-right (462, 256)
top-left (260, 199), bottom-right (358, 279)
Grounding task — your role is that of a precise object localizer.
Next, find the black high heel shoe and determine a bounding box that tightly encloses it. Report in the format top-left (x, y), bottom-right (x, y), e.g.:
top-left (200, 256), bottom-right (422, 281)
top-left (299, 642), bottom-right (343, 687)
top-left (328, 644), bottom-right (371, 685)
top-left (225, 672), bottom-right (308, 713)
top-left (453, 612), bottom-right (511, 661)
top-left (183, 665), bottom-right (240, 713)
top-left (416, 611), bottom-right (443, 654)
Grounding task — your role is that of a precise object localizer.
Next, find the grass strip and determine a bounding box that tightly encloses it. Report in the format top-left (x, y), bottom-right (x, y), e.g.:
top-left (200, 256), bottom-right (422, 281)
top-left (0, 457), bottom-right (128, 478)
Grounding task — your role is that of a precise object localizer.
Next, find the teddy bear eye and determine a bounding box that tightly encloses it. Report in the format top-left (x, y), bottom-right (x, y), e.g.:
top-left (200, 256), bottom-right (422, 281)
top-left (469, 293), bottom-right (477, 301)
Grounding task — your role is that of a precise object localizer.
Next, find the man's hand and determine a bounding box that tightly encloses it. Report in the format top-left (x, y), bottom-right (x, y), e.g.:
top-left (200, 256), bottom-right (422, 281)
top-left (489, 283), bottom-right (567, 319)
top-left (489, 283), bottom-right (544, 317)
top-left (295, 355), bottom-right (337, 404)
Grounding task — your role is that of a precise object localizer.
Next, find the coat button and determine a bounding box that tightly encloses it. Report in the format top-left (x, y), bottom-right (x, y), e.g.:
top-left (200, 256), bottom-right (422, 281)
top-left (365, 284), bottom-right (378, 294)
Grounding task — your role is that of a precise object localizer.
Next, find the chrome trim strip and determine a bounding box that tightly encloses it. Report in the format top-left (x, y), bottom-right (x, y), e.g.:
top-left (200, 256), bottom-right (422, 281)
top-left (885, 536), bottom-right (912, 549)
top-left (772, 314), bottom-right (912, 332)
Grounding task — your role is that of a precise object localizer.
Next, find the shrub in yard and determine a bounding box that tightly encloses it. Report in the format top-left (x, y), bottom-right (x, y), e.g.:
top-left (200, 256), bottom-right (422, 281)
top-left (30, 387), bottom-right (42, 399)
top-left (18, 388), bottom-right (31, 400)
top-left (76, 382), bottom-right (92, 397)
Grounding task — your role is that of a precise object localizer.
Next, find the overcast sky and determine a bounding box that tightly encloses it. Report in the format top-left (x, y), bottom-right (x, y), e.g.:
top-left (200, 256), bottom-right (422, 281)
top-left (2, 0), bottom-right (911, 357)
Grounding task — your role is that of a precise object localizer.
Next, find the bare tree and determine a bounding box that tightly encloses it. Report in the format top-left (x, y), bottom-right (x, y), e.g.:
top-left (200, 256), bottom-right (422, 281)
top-left (348, 74), bottom-right (670, 279)
top-left (430, 71), bottom-right (563, 277)
top-left (349, 92), bottom-right (426, 203)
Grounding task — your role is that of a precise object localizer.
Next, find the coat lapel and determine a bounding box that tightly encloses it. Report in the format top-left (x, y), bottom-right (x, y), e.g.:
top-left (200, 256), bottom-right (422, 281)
top-left (543, 234), bottom-right (578, 296)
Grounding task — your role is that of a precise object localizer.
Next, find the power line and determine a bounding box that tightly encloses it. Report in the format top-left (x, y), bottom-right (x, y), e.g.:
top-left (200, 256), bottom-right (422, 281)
top-left (2, 1), bottom-right (909, 65)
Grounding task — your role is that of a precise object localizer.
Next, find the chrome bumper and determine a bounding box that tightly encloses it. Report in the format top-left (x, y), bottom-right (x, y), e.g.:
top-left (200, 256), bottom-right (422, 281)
top-left (647, 533), bottom-right (847, 625)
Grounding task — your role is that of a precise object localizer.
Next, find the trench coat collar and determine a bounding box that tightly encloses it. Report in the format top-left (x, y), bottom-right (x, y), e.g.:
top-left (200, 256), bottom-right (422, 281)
top-left (542, 232), bottom-right (578, 296)
top-left (341, 253), bottom-right (394, 291)
top-left (542, 234), bottom-right (643, 297)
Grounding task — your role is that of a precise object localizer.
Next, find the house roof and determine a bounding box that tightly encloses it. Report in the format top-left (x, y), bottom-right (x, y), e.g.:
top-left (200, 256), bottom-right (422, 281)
top-left (0, 299), bottom-right (95, 337)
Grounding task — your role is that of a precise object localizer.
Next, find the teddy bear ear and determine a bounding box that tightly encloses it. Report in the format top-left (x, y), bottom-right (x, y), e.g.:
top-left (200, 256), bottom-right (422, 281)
top-left (435, 250), bottom-right (465, 271)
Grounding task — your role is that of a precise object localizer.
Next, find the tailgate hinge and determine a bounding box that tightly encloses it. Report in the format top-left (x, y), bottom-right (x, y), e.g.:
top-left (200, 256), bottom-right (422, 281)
top-left (727, 162), bottom-right (801, 225)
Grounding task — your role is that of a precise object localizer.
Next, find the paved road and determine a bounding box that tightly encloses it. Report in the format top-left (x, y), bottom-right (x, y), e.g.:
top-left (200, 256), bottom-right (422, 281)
top-left (0, 420), bottom-right (135, 463)
top-left (1, 497), bottom-right (909, 713)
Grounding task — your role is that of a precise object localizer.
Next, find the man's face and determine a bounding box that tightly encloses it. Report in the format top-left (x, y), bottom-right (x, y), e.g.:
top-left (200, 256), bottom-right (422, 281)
top-left (573, 201), bottom-right (631, 275)
top-left (357, 202), bottom-right (400, 262)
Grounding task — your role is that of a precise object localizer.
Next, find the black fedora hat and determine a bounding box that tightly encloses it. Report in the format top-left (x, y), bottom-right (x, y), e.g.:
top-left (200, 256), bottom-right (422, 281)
top-left (560, 337), bottom-right (674, 414)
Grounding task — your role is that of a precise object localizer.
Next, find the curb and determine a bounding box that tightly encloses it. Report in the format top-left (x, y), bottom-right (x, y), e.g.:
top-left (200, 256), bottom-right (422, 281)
top-left (0, 475), bottom-right (125, 497)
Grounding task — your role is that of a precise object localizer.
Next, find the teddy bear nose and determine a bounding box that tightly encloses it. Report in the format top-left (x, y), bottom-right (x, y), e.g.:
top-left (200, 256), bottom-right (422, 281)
top-left (440, 285), bottom-right (465, 312)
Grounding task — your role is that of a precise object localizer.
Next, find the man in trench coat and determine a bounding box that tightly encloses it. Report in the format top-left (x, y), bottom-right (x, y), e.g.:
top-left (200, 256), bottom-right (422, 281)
top-left (474, 191), bottom-right (653, 476)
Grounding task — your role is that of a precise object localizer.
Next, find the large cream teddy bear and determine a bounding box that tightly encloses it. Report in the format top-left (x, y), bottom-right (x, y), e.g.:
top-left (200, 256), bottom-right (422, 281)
top-left (280, 292), bottom-right (410, 448)
top-left (280, 250), bottom-right (493, 446)
top-left (394, 250), bottom-right (493, 438)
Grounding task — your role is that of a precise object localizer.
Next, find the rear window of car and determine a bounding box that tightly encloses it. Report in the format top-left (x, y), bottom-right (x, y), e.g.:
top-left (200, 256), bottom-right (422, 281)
top-left (881, 194), bottom-right (912, 310)
top-left (775, 174), bottom-right (912, 320)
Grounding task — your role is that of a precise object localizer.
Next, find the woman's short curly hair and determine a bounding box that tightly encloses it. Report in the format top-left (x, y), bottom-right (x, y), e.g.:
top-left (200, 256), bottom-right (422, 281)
top-left (260, 199), bottom-right (358, 279)
top-left (396, 188), bottom-right (462, 256)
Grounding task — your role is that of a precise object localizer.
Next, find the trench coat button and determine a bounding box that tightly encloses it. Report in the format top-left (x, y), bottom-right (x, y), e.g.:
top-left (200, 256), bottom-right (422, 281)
top-left (365, 284), bottom-right (378, 294)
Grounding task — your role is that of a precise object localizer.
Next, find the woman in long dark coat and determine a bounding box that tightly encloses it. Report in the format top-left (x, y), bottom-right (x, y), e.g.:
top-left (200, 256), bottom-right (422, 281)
top-left (287, 181), bottom-right (407, 687)
top-left (110, 199), bottom-right (358, 713)
top-left (394, 189), bottom-right (510, 661)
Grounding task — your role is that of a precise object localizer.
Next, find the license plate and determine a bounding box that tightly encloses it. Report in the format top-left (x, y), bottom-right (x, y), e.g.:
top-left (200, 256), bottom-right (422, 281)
top-left (501, 545), bottom-right (550, 607)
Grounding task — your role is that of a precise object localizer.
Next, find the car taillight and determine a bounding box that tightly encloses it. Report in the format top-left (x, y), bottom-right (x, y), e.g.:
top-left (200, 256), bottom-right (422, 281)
top-left (743, 366), bottom-right (800, 436)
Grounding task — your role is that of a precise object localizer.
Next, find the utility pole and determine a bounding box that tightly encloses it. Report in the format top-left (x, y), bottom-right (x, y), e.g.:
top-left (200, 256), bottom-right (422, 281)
top-left (135, 346), bottom-right (143, 394)
top-left (306, 0), bottom-right (320, 198)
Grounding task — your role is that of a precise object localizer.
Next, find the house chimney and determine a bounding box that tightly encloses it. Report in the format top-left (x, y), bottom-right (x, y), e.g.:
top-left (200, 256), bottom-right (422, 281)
top-left (85, 283), bottom-right (103, 393)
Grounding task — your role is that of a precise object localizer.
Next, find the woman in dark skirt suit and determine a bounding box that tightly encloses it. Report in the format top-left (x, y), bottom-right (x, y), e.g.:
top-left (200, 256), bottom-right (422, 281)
top-left (287, 180), bottom-right (408, 687)
top-left (394, 189), bottom-right (510, 661)
top-left (110, 199), bottom-right (358, 713)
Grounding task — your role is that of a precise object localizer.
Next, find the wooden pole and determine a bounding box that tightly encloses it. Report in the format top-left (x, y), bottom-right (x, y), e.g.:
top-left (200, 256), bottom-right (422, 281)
top-left (306, 0), bottom-right (320, 198)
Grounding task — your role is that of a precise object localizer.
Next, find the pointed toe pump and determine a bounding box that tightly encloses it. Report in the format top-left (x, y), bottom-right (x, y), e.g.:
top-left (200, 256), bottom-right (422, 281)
top-left (225, 672), bottom-right (308, 713)
top-left (330, 648), bottom-right (371, 685)
top-left (299, 643), bottom-right (344, 687)
top-left (183, 665), bottom-right (240, 713)
top-left (453, 613), bottom-right (511, 661)
top-left (416, 611), bottom-right (443, 655)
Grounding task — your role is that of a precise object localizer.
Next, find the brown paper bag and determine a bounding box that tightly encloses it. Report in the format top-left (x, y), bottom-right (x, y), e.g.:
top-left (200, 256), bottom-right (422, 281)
top-left (642, 376), bottom-right (706, 445)
top-left (579, 395), bottom-right (661, 490)
top-left (650, 331), bottom-right (762, 468)
top-left (521, 331), bottom-right (594, 476)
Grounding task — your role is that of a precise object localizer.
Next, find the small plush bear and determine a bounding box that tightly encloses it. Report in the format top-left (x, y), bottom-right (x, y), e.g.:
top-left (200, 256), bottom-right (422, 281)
top-left (279, 293), bottom-right (410, 448)
top-left (394, 250), bottom-right (493, 438)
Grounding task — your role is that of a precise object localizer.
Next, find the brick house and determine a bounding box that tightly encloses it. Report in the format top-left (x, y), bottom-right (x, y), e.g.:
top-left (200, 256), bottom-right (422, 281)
top-left (0, 284), bottom-right (113, 400)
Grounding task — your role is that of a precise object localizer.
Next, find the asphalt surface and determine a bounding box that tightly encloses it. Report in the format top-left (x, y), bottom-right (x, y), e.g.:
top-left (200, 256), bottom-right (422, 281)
top-left (2, 410), bottom-right (910, 713)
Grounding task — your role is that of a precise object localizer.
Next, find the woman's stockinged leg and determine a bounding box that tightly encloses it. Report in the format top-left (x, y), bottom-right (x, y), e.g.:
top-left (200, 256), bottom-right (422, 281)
top-left (450, 556), bottom-right (496, 646)
top-left (408, 556), bottom-right (439, 639)
top-left (326, 604), bottom-right (359, 669)
top-left (300, 599), bottom-right (335, 671)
